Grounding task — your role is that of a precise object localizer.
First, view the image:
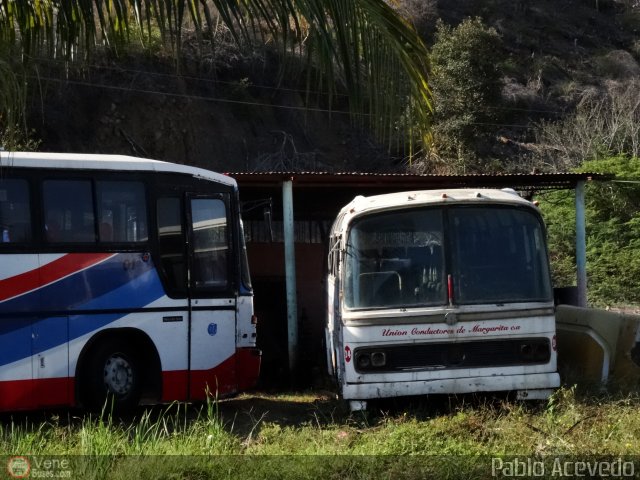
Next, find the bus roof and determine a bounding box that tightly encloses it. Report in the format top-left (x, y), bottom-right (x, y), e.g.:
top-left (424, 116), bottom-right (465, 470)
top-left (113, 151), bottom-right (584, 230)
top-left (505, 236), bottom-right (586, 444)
top-left (0, 151), bottom-right (236, 187)
top-left (334, 188), bottom-right (536, 232)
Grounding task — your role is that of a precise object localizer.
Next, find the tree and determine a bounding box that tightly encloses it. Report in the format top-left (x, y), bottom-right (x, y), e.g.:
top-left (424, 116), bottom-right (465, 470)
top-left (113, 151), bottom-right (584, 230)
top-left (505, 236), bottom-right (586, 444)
top-left (425, 17), bottom-right (503, 173)
top-left (0, 0), bottom-right (432, 154)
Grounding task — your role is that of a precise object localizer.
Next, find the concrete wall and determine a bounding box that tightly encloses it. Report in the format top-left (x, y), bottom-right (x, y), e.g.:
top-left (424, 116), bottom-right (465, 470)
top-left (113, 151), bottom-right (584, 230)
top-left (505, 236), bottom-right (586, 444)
top-left (556, 305), bottom-right (640, 387)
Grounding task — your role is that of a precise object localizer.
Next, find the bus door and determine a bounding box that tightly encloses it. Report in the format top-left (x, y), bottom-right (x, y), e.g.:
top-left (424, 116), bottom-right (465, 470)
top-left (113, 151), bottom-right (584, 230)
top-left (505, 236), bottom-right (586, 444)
top-left (187, 196), bottom-right (237, 399)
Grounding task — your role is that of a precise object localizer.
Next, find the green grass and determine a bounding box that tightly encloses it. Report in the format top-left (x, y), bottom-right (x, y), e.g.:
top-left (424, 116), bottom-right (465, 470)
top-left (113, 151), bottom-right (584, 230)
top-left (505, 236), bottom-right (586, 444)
top-left (2, 387), bottom-right (640, 479)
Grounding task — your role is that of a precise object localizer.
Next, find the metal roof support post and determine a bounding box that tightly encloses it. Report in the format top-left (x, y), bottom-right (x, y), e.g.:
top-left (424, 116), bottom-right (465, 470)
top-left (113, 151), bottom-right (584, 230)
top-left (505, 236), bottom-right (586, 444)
top-left (282, 179), bottom-right (298, 376)
top-left (576, 180), bottom-right (587, 307)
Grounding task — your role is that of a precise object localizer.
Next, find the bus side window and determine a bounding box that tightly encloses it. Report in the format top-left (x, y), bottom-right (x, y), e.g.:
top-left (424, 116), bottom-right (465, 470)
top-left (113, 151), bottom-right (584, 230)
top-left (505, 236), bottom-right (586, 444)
top-left (0, 179), bottom-right (32, 243)
top-left (97, 181), bottom-right (148, 242)
top-left (43, 180), bottom-right (95, 243)
top-left (190, 198), bottom-right (229, 290)
top-left (157, 197), bottom-right (187, 297)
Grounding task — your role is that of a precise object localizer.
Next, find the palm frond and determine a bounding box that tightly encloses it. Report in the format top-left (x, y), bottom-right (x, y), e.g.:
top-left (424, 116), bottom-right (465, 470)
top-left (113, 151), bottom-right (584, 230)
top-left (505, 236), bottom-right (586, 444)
top-left (0, 0), bottom-right (432, 153)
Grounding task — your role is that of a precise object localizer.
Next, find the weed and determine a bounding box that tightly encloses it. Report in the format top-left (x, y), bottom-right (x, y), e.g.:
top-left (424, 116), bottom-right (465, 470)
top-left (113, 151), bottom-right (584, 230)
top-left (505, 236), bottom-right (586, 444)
top-left (2, 391), bottom-right (640, 477)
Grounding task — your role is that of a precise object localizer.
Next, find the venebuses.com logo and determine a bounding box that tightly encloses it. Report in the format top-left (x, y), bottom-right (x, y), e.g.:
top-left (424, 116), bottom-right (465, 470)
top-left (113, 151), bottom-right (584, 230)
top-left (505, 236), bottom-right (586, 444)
top-left (6, 456), bottom-right (72, 478)
top-left (7, 457), bottom-right (31, 478)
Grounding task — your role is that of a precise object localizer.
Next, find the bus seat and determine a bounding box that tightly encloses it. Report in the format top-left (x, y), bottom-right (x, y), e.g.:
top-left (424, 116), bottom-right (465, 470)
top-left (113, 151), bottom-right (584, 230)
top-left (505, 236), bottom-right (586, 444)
top-left (359, 271), bottom-right (402, 307)
top-left (407, 245), bottom-right (443, 295)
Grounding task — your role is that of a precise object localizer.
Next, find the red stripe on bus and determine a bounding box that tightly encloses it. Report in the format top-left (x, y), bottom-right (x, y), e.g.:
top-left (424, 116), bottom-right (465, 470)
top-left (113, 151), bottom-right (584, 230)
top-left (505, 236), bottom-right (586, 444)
top-left (189, 355), bottom-right (237, 400)
top-left (161, 371), bottom-right (189, 402)
top-left (0, 253), bottom-right (114, 302)
top-left (161, 356), bottom-right (236, 402)
top-left (0, 377), bottom-right (73, 411)
top-left (161, 350), bottom-right (260, 402)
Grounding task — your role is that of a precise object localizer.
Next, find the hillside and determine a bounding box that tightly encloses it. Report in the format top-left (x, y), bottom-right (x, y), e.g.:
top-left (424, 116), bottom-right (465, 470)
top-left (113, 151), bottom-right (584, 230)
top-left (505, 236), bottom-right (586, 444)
top-left (25, 0), bottom-right (640, 173)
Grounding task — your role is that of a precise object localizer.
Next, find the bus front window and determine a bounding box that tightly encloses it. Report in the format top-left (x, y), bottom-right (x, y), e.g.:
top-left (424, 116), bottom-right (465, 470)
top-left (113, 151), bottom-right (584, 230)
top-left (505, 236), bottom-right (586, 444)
top-left (450, 207), bottom-right (552, 304)
top-left (344, 209), bottom-right (445, 309)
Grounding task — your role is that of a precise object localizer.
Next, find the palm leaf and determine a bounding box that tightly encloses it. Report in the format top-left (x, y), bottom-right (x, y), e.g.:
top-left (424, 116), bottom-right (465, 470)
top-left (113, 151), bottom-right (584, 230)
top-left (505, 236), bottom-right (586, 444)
top-left (0, 0), bottom-right (432, 155)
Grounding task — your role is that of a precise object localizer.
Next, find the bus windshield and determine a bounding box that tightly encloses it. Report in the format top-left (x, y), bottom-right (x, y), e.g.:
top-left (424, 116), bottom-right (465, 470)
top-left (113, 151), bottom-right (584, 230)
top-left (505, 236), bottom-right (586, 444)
top-left (344, 205), bottom-right (551, 309)
top-left (450, 206), bottom-right (551, 304)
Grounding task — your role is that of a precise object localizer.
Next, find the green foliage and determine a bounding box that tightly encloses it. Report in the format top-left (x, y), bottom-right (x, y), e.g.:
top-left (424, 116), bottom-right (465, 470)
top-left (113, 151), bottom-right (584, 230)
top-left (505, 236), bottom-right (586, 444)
top-left (540, 191), bottom-right (575, 290)
top-left (542, 155), bottom-right (640, 306)
top-left (0, 127), bottom-right (40, 151)
top-left (427, 17), bottom-right (503, 173)
top-left (581, 157), bottom-right (640, 305)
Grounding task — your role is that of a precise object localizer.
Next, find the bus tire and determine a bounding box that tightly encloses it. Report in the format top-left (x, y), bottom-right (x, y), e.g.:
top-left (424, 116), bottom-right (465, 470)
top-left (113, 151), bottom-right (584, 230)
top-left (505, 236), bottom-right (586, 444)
top-left (85, 339), bottom-right (142, 414)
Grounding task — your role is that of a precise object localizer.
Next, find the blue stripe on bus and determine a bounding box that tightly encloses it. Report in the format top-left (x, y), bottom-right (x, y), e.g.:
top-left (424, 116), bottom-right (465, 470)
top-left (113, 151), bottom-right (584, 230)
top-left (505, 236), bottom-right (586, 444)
top-left (0, 254), bottom-right (167, 366)
top-left (0, 253), bottom-right (155, 313)
top-left (0, 318), bottom-right (32, 367)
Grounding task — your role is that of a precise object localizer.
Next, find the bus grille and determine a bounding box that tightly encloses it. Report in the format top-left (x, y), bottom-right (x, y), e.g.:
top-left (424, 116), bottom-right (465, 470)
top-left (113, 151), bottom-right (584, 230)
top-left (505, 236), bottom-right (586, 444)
top-left (353, 338), bottom-right (550, 373)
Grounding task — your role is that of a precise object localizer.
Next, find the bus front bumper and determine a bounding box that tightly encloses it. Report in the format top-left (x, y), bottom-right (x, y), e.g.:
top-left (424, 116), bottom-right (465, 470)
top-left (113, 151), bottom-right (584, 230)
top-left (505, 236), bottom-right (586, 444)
top-left (341, 372), bottom-right (561, 400)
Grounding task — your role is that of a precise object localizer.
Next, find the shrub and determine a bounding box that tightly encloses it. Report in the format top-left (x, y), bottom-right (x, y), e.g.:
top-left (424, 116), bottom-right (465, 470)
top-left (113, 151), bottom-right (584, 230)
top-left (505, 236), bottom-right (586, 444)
top-left (425, 17), bottom-right (504, 173)
top-left (533, 80), bottom-right (640, 171)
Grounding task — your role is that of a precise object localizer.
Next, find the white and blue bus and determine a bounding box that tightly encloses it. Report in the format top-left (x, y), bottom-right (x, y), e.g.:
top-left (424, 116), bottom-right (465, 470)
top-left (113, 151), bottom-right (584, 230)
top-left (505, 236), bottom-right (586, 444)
top-left (326, 189), bottom-right (560, 410)
top-left (0, 152), bottom-right (260, 411)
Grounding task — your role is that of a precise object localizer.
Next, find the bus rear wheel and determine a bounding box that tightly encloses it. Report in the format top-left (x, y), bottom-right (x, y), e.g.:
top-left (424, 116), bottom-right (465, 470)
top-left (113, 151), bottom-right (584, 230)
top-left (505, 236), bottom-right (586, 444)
top-left (85, 340), bottom-right (142, 413)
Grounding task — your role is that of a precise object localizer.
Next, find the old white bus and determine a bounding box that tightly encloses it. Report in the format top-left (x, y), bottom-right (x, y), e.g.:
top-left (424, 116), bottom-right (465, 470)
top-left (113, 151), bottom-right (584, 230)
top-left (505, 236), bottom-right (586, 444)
top-left (326, 189), bottom-right (560, 410)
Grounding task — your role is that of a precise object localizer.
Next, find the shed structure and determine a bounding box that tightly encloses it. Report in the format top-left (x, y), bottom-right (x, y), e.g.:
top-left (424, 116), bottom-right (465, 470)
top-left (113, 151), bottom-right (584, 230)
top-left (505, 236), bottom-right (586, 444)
top-left (232, 171), bottom-right (610, 386)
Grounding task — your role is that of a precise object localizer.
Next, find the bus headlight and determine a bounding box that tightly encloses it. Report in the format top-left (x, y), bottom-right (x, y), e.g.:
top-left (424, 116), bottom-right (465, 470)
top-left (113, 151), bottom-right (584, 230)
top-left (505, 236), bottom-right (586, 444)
top-left (371, 351), bottom-right (387, 367)
top-left (520, 341), bottom-right (550, 362)
top-left (355, 350), bottom-right (387, 371)
top-left (356, 353), bottom-right (371, 369)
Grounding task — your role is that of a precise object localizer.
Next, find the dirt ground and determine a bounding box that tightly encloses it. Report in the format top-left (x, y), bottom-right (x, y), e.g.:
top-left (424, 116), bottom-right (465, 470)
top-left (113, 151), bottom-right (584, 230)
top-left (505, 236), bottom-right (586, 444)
top-left (214, 391), bottom-right (343, 435)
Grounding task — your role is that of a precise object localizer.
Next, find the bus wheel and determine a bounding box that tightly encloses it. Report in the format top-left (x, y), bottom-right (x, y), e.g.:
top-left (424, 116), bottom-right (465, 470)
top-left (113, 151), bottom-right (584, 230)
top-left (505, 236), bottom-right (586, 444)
top-left (85, 340), bottom-right (142, 413)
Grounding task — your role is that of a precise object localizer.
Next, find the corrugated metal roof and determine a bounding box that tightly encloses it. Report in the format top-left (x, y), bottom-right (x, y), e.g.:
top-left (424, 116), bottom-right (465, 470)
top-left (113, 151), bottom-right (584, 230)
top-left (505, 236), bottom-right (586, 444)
top-left (230, 171), bottom-right (612, 190)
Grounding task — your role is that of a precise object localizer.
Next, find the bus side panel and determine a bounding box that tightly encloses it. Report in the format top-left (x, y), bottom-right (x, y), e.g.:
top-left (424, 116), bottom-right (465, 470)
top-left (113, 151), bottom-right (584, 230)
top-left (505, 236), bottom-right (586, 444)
top-left (0, 252), bottom-right (189, 409)
top-left (235, 347), bottom-right (261, 391)
top-left (188, 356), bottom-right (237, 400)
top-left (68, 310), bottom-right (190, 403)
top-left (134, 296), bottom-right (190, 402)
top-left (189, 298), bottom-right (237, 399)
top-left (235, 295), bottom-right (260, 391)
top-left (0, 249), bottom-right (253, 409)
top-left (326, 275), bottom-right (340, 377)
top-left (184, 295), bottom-right (261, 399)
top-left (0, 318), bottom-right (36, 411)
top-left (61, 254), bottom-right (191, 402)
top-left (0, 255), bottom-right (47, 410)
top-left (32, 315), bottom-right (70, 407)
